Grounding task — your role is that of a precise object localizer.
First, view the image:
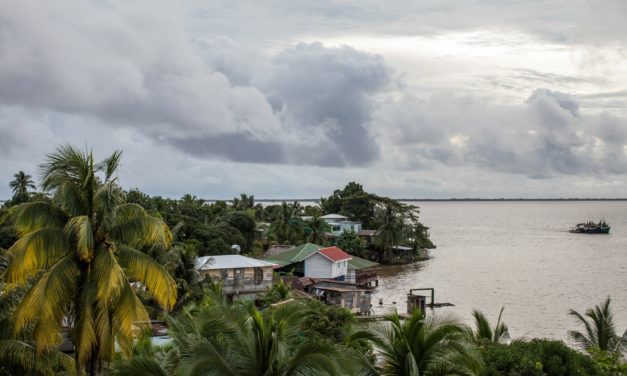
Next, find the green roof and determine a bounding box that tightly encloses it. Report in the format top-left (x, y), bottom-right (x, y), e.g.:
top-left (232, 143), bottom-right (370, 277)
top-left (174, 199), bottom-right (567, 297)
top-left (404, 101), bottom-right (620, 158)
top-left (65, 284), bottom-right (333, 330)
top-left (265, 243), bottom-right (323, 266)
top-left (348, 256), bottom-right (379, 270)
top-left (266, 243), bottom-right (378, 270)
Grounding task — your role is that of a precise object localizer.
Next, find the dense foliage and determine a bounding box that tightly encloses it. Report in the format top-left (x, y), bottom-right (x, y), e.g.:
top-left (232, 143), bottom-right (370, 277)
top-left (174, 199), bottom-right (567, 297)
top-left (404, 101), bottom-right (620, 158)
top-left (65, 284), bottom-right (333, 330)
top-left (481, 339), bottom-right (601, 376)
top-left (1, 146), bottom-right (176, 375)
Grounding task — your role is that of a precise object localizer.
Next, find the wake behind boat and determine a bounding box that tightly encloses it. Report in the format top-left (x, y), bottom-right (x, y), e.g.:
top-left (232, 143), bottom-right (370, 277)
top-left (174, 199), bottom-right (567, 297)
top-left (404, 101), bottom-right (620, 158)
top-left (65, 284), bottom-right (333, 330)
top-left (569, 220), bottom-right (610, 234)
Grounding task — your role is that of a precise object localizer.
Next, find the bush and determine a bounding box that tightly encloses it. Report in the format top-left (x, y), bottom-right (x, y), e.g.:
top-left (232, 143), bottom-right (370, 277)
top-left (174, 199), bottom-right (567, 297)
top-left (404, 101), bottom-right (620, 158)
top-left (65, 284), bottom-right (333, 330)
top-left (481, 339), bottom-right (601, 376)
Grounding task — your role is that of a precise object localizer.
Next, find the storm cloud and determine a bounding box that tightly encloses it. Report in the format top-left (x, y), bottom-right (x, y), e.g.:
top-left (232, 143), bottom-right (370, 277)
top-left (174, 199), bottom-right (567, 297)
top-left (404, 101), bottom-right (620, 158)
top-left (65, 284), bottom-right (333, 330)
top-left (375, 89), bottom-right (627, 178)
top-left (1, 0), bottom-right (627, 199)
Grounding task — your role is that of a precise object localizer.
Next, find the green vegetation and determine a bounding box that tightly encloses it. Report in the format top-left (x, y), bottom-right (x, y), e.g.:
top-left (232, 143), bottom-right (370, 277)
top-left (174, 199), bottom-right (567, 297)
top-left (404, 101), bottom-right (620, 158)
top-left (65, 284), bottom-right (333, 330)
top-left (350, 309), bottom-right (485, 375)
top-left (481, 339), bottom-right (601, 375)
top-left (0, 145), bottom-right (625, 375)
top-left (1, 145), bottom-right (176, 375)
top-left (470, 306), bottom-right (511, 345)
top-left (568, 296), bottom-right (627, 353)
top-left (8, 171), bottom-right (36, 205)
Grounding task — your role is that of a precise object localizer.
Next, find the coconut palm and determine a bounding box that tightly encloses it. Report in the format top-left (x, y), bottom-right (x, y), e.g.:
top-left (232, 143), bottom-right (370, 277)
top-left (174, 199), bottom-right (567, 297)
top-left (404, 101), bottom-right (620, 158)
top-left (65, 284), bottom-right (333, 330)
top-left (182, 303), bottom-right (342, 375)
top-left (269, 201), bottom-right (304, 244)
top-left (113, 299), bottom-right (350, 376)
top-left (375, 204), bottom-right (403, 263)
top-left (568, 296), bottom-right (627, 353)
top-left (349, 309), bottom-right (484, 376)
top-left (469, 306), bottom-right (510, 344)
top-left (9, 171), bottom-right (36, 203)
top-left (1, 145), bottom-right (177, 375)
top-left (304, 215), bottom-right (331, 244)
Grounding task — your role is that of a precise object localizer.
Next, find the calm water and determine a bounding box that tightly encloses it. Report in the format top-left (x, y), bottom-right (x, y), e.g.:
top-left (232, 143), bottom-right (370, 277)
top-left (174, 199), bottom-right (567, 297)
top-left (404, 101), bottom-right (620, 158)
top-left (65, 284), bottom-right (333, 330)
top-left (373, 201), bottom-right (627, 342)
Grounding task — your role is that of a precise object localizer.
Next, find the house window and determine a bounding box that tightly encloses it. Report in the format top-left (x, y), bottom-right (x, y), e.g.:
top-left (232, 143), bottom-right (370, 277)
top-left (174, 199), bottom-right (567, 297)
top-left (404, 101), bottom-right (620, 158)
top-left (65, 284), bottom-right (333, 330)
top-left (254, 267), bottom-right (263, 284)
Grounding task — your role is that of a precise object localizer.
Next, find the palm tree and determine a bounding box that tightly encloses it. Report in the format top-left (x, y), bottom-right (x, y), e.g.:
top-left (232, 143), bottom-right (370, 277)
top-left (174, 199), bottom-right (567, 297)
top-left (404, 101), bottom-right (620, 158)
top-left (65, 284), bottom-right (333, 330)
top-left (1, 145), bottom-right (177, 375)
top-left (469, 306), bottom-right (510, 344)
top-left (375, 204), bottom-right (403, 263)
top-left (269, 201), bottom-right (304, 244)
top-left (568, 296), bottom-right (627, 353)
top-left (9, 171), bottom-right (36, 203)
top-left (130, 300), bottom-right (352, 376)
top-left (349, 310), bottom-right (484, 376)
top-left (304, 215), bottom-right (330, 244)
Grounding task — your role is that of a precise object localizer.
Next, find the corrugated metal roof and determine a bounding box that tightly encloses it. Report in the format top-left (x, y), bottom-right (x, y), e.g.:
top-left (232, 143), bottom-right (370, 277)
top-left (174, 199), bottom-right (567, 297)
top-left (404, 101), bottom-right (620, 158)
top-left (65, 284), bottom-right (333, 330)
top-left (317, 246), bottom-right (352, 262)
top-left (195, 255), bottom-right (278, 270)
top-left (264, 243), bottom-right (322, 264)
top-left (320, 214), bottom-right (349, 219)
top-left (347, 256), bottom-right (379, 270)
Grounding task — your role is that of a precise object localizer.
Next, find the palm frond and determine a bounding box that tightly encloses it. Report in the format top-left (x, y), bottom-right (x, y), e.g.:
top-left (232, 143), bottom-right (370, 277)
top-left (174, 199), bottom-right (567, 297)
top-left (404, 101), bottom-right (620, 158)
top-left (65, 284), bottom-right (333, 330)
top-left (4, 228), bottom-right (69, 285)
top-left (111, 215), bottom-right (172, 250)
top-left (0, 339), bottom-right (69, 376)
top-left (117, 246), bottom-right (177, 311)
top-left (95, 149), bottom-right (122, 182)
top-left (109, 355), bottom-right (169, 376)
top-left (4, 201), bottom-right (68, 234)
top-left (471, 309), bottom-right (493, 342)
top-left (13, 253), bottom-right (78, 351)
top-left (40, 144), bottom-right (91, 192)
top-left (65, 215), bottom-right (94, 261)
top-left (94, 181), bottom-right (125, 233)
top-left (111, 282), bottom-right (150, 357)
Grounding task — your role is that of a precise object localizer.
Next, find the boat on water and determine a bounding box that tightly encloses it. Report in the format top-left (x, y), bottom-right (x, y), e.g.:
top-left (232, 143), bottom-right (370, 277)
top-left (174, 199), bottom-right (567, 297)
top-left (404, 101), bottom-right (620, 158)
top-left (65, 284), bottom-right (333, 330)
top-left (569, 220), bottom-right (610, 234)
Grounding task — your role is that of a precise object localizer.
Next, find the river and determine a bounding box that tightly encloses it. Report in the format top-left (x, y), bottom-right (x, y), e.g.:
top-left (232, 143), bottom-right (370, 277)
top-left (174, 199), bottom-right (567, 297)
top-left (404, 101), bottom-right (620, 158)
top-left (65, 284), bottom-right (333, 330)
top-left (372, 201), bottom-right (627, 342)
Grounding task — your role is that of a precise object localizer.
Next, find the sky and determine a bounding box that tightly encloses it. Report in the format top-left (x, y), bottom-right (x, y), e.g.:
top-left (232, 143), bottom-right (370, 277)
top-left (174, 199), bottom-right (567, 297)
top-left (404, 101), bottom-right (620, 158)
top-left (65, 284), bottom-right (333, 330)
top-left (1, 0), bottom-right (627, 199)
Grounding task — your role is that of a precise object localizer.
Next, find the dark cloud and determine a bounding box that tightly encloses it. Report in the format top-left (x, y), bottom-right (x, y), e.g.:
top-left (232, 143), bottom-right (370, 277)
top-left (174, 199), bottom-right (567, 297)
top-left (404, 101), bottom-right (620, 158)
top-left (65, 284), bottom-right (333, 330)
top-left (376, 89), bottom-right (627, 177)
top-left (266, 42), bottom-right (391, 166)
top-left (167, 133), bottom-right (287, 164)
top-left (0, 2), bottom-right (392, 168)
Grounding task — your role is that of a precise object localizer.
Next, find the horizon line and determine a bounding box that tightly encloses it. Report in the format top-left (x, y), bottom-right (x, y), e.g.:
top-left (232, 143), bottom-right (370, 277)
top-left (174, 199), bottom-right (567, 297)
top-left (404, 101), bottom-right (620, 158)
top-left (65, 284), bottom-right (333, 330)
top-left (3, 197), bottom-right (627, 203)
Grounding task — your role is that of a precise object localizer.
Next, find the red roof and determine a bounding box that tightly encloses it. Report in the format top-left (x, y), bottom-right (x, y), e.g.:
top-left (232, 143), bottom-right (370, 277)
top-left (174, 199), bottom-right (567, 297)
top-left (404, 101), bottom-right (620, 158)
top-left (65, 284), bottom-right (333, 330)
top-left (318, 246), bottom-right (352, 262)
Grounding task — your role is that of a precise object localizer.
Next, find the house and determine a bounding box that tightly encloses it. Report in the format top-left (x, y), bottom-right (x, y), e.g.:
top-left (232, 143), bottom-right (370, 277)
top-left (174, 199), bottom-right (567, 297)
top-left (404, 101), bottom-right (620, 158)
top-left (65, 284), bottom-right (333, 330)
top-left (195, 255), bottom-right (277, 301)
top-left (347, 257), bottom-right (379, 286)
top-left (306, 279), bottom-right (373, 314)
top-left (266, 243), bottom-right (379, 286)
top-left (320, 214), bottom-right (362, 236)
top-left (265, 243), bottom-right (352, 281)
top-left (357, 229), bottom-right (378, 246)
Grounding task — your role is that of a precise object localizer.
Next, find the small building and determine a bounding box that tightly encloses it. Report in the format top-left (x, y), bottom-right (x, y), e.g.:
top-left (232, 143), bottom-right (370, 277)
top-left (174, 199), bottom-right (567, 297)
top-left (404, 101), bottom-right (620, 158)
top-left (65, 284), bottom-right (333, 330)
top-left (307, 279), bottom-right (373, 314)
top-left (357, 229), bottom-right (378, 246)
top-left (195, 255), bottom-right (277, 301)
top-left (265, 243), bottom-right (352, 281)
top-left (347, 257), bottom-right (379, 286)
top-left (320, 214), bottom-right (362, 236)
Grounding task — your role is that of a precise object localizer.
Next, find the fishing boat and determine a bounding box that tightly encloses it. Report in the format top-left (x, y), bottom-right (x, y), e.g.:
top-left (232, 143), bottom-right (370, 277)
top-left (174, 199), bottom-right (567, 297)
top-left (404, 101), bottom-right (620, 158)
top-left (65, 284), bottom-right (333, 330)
top-left (569, 220), bottom-right (610, 234)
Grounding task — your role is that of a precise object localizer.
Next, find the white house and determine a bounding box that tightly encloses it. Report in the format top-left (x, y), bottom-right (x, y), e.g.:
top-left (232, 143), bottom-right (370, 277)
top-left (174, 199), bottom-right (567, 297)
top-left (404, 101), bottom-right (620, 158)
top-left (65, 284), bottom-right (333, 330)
top-left (301, 246), bottom-right (352, 280)
top-left (319, 214), bottom-right (362, 236)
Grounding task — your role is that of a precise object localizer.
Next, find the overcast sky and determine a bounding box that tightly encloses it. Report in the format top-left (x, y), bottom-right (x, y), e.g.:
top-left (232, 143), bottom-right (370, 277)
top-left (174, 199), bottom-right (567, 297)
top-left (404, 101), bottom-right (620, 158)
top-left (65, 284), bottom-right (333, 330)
top-left (1, 0), bottom-right (627, 199)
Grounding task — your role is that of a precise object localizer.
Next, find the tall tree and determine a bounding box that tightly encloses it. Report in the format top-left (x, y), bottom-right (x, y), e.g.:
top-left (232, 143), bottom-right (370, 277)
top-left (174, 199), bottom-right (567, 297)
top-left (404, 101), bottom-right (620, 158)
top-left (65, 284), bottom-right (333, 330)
top-left (375, 204), bottom-right (403, 263)
top-left (569, 297), bottom-right (627, 354)
top-left (1, 145), bottom-right (177, 375)
top-left (304, 215), bottom-right (331, 245)
top-left (9, 171), bottom-right (36, 204)
top-left (269, 202), bottom-right (303, 244)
